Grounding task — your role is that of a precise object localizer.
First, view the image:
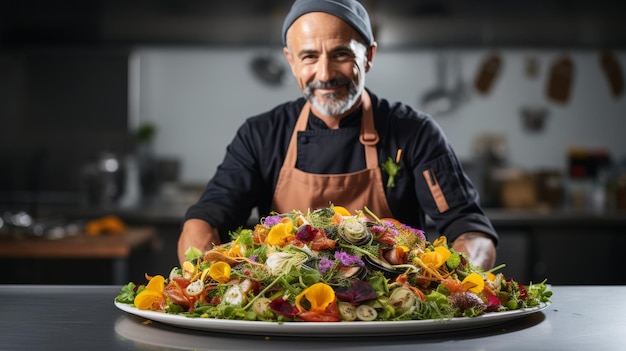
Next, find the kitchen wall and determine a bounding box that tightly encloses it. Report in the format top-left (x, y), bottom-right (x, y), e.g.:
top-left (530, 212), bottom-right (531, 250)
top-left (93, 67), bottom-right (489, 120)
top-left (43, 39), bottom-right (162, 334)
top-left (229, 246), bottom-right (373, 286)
top-left (135, 47), bottom-right (626, 186)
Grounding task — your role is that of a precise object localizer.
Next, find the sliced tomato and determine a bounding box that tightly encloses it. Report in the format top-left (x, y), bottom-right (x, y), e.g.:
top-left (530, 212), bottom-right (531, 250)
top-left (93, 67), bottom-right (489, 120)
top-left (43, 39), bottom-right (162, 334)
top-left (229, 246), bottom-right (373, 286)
top-left (310, 230), bottom-right (337, 251)
top-left (171, 277), bottom-right (191, 289)
top-left (164, 284), bottom-right (198, 311)
top-left (297, 311), bottom-right (341, 322)
top-left (297, 298), bottom-right (341, 322)
top-left (375, 231), bottom-right (398, 246)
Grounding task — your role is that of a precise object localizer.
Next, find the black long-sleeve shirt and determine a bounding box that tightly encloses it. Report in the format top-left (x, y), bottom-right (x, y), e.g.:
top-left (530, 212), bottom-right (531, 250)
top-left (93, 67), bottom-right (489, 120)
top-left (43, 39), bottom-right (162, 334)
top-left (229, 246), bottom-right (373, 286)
top-left (185, 89), bottom-right (497, 244)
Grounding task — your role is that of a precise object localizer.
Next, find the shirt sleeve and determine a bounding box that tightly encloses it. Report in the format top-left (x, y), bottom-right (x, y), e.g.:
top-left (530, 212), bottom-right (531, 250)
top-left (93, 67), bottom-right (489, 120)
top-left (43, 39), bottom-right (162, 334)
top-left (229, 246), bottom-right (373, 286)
top-left (406, 111), bottom-right (498, 245)
top-left (183, 101), bottom-right (302, 243)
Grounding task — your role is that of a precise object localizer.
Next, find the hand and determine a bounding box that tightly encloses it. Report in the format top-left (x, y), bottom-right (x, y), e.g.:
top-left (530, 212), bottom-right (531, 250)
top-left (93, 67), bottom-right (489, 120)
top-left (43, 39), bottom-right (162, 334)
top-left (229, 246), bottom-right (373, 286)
top-left (177, 219), bottom-right (221, 266)
top-left (451, 232), bottom-right (496, 271)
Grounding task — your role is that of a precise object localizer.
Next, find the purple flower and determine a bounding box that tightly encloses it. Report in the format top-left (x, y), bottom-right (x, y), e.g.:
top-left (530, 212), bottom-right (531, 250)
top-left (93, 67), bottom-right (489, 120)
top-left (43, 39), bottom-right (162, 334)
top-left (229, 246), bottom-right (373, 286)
top-left (248, 254), bottom-right (258, 263)
top-left (334, 251), bottom-right (364, 267)
top-left (318, 258), bottom-right (335, 274)
top-left (263, 215), bottom-right (282, 227)
top-left (401, 224), bottom-right (426, 241)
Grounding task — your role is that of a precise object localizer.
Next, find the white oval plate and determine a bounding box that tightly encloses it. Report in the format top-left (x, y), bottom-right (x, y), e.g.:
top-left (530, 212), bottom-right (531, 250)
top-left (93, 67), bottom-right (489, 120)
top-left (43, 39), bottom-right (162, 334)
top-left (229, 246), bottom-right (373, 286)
top-left (115, 301), bottom-right (550, 337)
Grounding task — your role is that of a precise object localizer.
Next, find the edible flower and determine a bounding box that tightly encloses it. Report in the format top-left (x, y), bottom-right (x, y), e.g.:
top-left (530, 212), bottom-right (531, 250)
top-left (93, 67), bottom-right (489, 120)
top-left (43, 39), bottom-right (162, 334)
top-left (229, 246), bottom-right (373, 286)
top-left (419, 246), bottom-right (451, 269)
top-left (334, 251), bottom-right (364, 267)
top-left (263, 215), bottom-right (282, 227)
top-left (134, 275), bottom-right (165, 310)
top-left (209, 261), bottom-right (231, 283)
top-left (332, 205), bottom-right (352, 216)
top-left (226, 237), bottom-right (244, 258)
top-left (433, 236), bottom-right (447, 247)
top-left (295, 283), bottom-right (335, 313)
top-left (461, 273), bottom-right (485, 294)
top-left (267, 220), bottom-right (295, 247)
top-left (318, 258), bottom-right (335, 274)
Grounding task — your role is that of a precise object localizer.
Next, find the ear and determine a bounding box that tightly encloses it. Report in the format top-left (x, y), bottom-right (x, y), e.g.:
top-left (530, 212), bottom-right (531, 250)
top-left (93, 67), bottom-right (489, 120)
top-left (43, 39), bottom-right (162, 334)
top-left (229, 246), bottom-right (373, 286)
top-left (283, 46), bottom-right (298, 77)
top-left (365, 43), bottom-right (377, 73)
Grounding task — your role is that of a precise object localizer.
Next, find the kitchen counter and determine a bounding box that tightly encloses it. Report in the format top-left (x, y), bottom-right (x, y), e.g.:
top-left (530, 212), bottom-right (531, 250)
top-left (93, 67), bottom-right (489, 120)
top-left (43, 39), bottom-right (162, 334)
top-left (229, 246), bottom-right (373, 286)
top-left (0, 285), bottom-right (623, 351)
top-left (0, 227), bottom-right (156, 284)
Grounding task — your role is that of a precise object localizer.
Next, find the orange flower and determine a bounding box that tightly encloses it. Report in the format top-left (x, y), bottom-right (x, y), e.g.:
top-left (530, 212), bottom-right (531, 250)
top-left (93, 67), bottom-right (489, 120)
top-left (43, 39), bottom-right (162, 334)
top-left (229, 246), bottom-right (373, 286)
top-left (432, 236), bottom-right (448, 247)
top-left (461, 273), bottom-right (485, 293)
top-left (295, 283), bottom-right (336, 313)
top-left (332, 205), bottom-right (351, 216)
top-left (267, 220), bottom-right (295, 247)
top-left (419, 246), bottom-right (451, 269)
top-left (209, 261), bottom-right (231, 283)
top-left (134, 275), bottom-right (165, 310)
top-left (226, 237), bottom-right (244, 258)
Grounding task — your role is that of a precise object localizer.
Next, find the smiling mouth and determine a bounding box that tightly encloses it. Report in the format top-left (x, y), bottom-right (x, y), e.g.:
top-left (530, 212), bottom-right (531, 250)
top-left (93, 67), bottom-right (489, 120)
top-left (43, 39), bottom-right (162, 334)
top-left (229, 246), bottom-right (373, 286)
top-left (317, 86), bottom-right (344, 95)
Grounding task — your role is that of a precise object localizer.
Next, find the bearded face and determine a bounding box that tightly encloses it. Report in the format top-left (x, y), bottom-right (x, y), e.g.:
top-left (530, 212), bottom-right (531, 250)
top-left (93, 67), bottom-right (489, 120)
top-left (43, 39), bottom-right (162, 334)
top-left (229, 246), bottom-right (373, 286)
top-left (284, 12), bottom-right (375, 119)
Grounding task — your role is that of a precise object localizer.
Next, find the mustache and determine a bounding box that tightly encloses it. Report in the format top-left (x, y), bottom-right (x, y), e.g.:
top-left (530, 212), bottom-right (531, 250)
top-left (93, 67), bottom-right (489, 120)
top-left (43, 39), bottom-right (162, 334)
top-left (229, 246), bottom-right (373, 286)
top-left (306, 77), bottom-right (352, 91)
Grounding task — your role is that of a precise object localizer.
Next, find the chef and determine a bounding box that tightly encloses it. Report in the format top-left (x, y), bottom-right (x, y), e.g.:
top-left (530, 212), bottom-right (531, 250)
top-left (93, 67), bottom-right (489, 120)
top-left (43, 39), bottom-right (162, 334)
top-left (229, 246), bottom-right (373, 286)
top-left (178, 0), bottom-right (497, 270)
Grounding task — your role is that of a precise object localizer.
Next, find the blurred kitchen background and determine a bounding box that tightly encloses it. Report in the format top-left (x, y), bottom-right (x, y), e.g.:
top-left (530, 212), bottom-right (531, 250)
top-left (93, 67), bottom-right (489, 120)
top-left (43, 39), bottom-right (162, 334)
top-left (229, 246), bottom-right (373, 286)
top-left (1, 0), bottom-right (625, 285)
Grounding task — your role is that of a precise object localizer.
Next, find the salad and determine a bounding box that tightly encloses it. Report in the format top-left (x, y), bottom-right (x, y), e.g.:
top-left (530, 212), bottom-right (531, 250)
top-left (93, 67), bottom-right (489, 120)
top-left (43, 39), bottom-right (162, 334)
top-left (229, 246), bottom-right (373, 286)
top-left (115, 205), bottom-right (551, 322)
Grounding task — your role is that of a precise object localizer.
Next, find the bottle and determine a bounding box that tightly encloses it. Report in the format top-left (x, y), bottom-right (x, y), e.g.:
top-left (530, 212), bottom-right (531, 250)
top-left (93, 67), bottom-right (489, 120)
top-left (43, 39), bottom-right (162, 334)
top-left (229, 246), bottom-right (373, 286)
top-left (119, 155), bottom-right (142, 208)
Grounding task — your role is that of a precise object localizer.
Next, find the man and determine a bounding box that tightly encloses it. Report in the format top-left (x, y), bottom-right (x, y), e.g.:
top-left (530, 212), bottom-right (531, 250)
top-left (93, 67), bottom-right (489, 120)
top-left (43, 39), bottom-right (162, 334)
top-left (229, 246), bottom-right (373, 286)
top-left (178, 0), bottom-right (497, 270)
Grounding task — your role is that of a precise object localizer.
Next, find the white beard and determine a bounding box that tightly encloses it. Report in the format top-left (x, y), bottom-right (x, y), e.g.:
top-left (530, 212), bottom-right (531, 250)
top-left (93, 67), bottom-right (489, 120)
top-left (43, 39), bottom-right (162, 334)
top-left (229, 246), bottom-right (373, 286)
top-left (305, 76), bottom-right (364, 117)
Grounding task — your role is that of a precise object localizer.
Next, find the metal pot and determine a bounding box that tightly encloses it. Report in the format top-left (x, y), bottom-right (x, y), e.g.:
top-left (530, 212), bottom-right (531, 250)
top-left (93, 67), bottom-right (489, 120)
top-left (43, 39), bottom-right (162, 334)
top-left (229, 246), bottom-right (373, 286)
top-left (420, 52), bottom-right (458, 116)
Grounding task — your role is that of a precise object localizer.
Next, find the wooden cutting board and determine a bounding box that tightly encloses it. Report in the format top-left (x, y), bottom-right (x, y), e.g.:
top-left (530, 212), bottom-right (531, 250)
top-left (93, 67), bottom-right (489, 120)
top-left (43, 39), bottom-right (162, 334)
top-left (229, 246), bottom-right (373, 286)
top-left (474, 53), bottom-right (502, 95)
top-left (546, 55), bottom-right (574, 104)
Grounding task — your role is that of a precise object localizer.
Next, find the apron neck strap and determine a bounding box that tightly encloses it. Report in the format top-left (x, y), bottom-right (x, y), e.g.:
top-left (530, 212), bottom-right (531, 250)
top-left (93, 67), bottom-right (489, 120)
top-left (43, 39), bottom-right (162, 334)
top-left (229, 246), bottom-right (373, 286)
top-left (286, 90), bottom-right (379, 168)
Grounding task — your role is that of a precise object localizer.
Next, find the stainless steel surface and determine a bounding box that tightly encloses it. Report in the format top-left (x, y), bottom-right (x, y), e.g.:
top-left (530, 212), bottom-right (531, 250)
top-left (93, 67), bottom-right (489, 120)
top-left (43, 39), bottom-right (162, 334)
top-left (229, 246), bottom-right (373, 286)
top-left (1, 285), bottom-right (624, 351)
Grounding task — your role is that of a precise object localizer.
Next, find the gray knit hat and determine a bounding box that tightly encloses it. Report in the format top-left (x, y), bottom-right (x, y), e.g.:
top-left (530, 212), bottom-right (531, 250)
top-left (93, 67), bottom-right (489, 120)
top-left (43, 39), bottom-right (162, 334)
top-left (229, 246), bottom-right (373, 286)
top-left (282, 0), bottom-right (375, 47)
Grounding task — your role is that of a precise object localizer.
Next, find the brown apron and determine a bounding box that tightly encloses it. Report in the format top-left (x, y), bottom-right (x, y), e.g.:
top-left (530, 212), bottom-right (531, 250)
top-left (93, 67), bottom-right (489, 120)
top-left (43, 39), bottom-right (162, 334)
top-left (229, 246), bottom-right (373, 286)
top-left (271, 91), bottom-right (393, 217)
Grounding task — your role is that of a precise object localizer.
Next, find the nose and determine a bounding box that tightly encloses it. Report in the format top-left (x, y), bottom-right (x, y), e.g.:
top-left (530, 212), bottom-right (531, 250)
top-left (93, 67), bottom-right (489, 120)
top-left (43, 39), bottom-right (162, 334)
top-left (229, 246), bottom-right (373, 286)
top-left (315, 55), bottom-right (333, 82)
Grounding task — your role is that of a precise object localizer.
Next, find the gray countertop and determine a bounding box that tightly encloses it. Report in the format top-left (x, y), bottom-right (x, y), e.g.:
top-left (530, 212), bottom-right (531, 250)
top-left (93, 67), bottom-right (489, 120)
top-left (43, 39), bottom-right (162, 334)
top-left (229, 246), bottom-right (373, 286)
top-left (0, 285), bottom-right (624, 351)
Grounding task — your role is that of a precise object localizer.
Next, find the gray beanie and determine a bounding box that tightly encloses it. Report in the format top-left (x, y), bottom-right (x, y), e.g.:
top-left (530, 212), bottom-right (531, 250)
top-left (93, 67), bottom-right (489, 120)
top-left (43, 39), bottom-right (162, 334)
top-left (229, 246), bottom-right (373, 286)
top-left (282, 0), bottom-right (375, 47)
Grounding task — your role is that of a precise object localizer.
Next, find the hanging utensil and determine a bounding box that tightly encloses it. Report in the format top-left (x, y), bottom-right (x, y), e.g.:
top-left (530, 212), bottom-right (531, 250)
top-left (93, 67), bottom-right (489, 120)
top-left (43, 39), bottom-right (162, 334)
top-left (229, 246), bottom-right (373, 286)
top-left (420, 51), bottom-right (456, 116)
top-left (451, 52), bottom-right (469, 105)
top-left (250, 6), bottom-right (285, 86)
top-left (546, 55), bottom-right (574, 104)
top-left (473, 52), bottom-right (502, 95)
top-left (600, 50), bottom-right (624, 98)
top-left (251, 53), bottom-right (285, 86)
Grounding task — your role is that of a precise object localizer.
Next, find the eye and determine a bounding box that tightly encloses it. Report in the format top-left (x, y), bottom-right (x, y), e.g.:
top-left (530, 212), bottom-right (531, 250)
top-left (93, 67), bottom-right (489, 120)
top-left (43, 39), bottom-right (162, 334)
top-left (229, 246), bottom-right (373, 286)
top-left (300, 53), bottom-right (318, 63)
top-left (333, 50), bottom-right (355, 61)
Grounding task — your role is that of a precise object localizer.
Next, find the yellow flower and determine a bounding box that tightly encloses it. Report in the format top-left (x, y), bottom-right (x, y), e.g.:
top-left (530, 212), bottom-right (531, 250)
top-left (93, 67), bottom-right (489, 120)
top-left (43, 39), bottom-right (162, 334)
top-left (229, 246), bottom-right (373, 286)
top-left (226, 237), bottom-right (244, 258)
top-left (295, 283), bottom-right (335, 313)
top-left (461, 273), bottom-right (485, 294)
top-left (209, 261), bottom-right (231, 283)
top-left (182, 261), bottom-right (196, 279)
top-left (134, 275), bottom-right (165, 310)
top-left (332, 205), bottom-right (352, 216)
top-left (419, 246), bottom-right (451, 269)
top-left (267, 220), bottom-right (295, 246)
top-left (432, 236), bottom-right (448, 247)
